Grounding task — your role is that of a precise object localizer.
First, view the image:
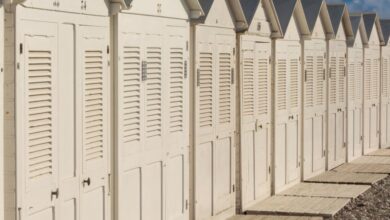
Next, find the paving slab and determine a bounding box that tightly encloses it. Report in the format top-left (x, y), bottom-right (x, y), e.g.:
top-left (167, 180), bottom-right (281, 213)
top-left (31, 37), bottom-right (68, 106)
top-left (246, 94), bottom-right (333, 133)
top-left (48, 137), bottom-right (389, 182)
top-left (278, 183), bottom-right (370, 198)
top-left (305, 171), bottom-right (387, 185)
top-left (246, 196), bottom-right (350, 217)
top-left (367, 148), bottom-right (390, 156)
top-left (334, 163), bottom-right (390, 174)
top-left (228, 215), bottom-right (323, 220)
top-left (351, 156), bottom-right (390, 164)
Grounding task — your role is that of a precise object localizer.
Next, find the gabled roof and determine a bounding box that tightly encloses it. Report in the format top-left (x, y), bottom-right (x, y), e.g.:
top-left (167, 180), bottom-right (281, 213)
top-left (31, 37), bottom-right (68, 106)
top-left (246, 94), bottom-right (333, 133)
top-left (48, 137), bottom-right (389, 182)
top-left (273, 0), bottom-right (310, 37)
top-left (327, 4), bottom-right (354, 41)
top-left (348, 13), bottom-right (368, 47)
top-left (363, 13), bottom-right (385, 44)
top-left (198, 0), bottom-right (248, 31)
top-left (381, 20), bottom-right (390, 46)
top-left (301, 0), bottom-right (333, 38)
top-left (240, 0), bottom-right (282, 37)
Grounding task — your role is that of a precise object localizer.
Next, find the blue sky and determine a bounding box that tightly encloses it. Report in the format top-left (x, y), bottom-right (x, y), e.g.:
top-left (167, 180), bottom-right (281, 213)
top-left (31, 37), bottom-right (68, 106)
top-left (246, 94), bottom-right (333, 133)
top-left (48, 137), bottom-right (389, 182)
top-left (326, 0), bottom-right (390, 19)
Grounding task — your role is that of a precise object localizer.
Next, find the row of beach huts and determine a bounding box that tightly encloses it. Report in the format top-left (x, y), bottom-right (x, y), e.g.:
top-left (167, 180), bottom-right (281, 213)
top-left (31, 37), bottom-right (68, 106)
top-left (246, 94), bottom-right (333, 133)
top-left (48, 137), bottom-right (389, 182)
top-left (0, 0), bottom-right (389, 219)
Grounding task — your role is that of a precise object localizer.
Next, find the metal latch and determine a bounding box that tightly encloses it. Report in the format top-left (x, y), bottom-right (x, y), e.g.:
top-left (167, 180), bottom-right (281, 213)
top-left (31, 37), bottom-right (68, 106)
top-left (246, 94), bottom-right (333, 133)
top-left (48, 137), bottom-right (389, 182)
top-left (231, 68), bottom-right (234, 84)
top-left (142, 61), bottom-right (147, 81)
top-left (197, 69), bottom-right (200, 87)
top-left (51, 188), bottom-right (59, 200)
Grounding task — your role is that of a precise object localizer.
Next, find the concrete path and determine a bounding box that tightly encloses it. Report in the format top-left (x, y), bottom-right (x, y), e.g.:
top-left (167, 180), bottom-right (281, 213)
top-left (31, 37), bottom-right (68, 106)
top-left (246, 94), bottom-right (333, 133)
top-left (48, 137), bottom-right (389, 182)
top-left (367, 148), bottom-right (390, 156)
top-left (351, 155), bottom-right (390, 164)
top-left (306, 171), bottom-right (387, 185)
top-left (246, 196), bottom-right (349, 217)
top-left (334, 163), bottom-right (390, 173)
top-left (229, 215), bottom-right (323, 220)
top-left (279, 183), bottom-right (370, 198)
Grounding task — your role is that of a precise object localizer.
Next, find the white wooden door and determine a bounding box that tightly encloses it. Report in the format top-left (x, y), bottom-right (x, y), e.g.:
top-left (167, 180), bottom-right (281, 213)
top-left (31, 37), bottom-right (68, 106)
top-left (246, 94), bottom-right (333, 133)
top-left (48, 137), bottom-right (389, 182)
top-left (274, 41), bottom-right (301, 193)
top-left (382, 50), bottom-right (390, 148)
top-left (240, 37), bottom-right (271, 209)
top-left (195, 27), bottom-right (235, 219)
top-left (79, 26), bottom-right (110, 220)
top-left (347, 48), bottom-right (363, 161)
top-left (164, 25), bottom-right (189, 220)
top-left (363, 49), bottom-right (380, 153)
top-left (116, 15), bottom-right (189, 220)
top-left (22, 0), bottom-right (58, 11)
top-left (303, 42), bottom-right (326, 179)
top-left (328, 46), bottom-right (347, 169)
top-left (18, 21), bottom-right (59, 220)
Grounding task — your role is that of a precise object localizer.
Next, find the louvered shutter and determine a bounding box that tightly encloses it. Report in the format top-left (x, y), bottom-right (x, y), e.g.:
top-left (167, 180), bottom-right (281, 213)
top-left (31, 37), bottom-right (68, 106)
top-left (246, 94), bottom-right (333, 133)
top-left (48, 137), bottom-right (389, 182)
top-left (356, 58), bottom-right (363, 103)
top-left (197, 48), bottom-right (214, 135)
top-left (364, 58), bottom-right (371, 101)
top-left (257, 49), bottom-right (270, 120)
top-left (316, 55), bottom-right (325, 107)
top-left (348, 58), bottom-right (355, 103)
top-left (242, 50), bottom-right (255, 119)
top-left (372, 58), bottom-right (380, 101)
top-left (217, 51), bottom-right (233, 127)
top-left (276, 58), bottom-right (287, 111)
top-left (330, 57), bottom-right (337, 105)
top-left (289, 58), bottom-right (299, 111)
top-left (383, 58), bottom-right (389, 98)
top-left (20, 23), bottom-right (59, 218)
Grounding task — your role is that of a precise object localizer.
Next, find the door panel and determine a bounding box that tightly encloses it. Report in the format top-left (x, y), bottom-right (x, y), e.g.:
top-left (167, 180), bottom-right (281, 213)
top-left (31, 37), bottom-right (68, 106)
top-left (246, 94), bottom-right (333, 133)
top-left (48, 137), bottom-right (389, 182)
top-left (19, 21), bottom-right (59, 220)
top-left (80, 25), bottom-right (109, 220)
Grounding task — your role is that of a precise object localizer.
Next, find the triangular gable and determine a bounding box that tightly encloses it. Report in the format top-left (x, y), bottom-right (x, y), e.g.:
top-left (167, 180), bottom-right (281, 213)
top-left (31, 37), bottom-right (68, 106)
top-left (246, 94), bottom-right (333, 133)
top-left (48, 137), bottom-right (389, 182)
top-left (198, 0), bottom-right (248, 31)
top-left (380, 20), bottom-right (390, 46)
top-left (363, 13), bottom-right (385, 45)
top-left (349, 14), bottom-right (368, 47)
top-left (243, 0), bottom-right (282, 37)
top-left (327, 4), bottom-right (353, 41)
top-left (312, 15), bottom-right (325, 39)
top-left (273, 0), bottom-right (310, 38)
top-left (301, 0), bottom-right (333, 39)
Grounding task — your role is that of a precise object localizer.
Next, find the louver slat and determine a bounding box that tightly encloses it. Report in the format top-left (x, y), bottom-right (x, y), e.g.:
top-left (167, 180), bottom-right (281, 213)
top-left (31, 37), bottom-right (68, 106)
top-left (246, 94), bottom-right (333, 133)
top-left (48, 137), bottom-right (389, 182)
top-left (199, 52), bottom-right (213, 128)
top-left (348, 62), bottom-right (355, 102)
top-left (169, 48), bottom-right (184, 133)
top-left (276, 59), bottom-right (287, 111)
top-left (146, 47), bottom-right (162, 138)
top-left (305, 56), bottom-right (314, 108)
top-left (28, 50), bottom-right (53, 179)
top-left (356, 61), bottom-right (362, 102)
top-left (364, 59), bottom-right (371, 101)
top-left (316, 56), bottom-right (324, 106)
top-left (330, 57), bottom-right (337, 104)
top-left (84, 50), bottom-right (104, 162)
top-left (122, 46), bottom-right (141, 143)
top-left (338, 57), bottom-right (345, 104)
top-left (218, 53), bottom-right (232, 124)
top-left (242, 57), bottom-right (254, 117)
top-left (290, 59), bottom-right (299, 109)
top-left (258, 58), bottom-right (268, 116)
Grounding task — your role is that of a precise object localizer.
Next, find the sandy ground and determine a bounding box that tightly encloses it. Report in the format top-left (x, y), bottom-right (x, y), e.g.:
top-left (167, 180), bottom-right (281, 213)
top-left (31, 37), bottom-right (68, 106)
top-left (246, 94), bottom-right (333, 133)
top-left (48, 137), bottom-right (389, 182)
top-left (333, 175), bottom-right (390, 219)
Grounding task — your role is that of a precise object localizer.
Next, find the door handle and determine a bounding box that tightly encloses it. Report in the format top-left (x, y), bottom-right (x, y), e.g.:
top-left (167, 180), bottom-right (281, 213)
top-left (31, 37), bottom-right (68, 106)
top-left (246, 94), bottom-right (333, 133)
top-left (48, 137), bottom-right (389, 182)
top-left (51, 188), bottom-right (59, 200)
top-left (83, 177), bottom-right (91, 186)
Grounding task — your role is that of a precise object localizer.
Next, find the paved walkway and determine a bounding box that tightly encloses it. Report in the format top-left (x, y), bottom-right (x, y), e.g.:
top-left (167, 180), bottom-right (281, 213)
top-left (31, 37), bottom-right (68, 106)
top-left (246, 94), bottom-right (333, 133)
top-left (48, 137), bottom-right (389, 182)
top-left (233, 148), bottom-right (390, 219)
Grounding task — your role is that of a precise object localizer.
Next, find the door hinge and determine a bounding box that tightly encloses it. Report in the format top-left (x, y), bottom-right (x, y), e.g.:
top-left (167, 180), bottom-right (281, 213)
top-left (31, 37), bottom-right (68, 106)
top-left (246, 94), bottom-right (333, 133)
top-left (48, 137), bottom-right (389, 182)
top-left (323, 150), bottom-right (326, 157)
top-left (186, 41), bottom-right (189, 51)
top-left (268, 165), bottom-right (271, 174)
top-left (142, 61), bottom-right (147, 81)
top-left (107, 45), bottom-right (110, 54)
top-left (19, 43), bottom-right (23, 54)
top-left (231, 68), bottom-right (234, 84)
top-left (269, 57), bottom-right (272, 64)
top-left (233, 48), bottom-right (236, 56)
top-left (197, 69), bottom-right (200, 87)
top-left (184, 61), bottom-right (188, 79)
top-left (185, 200), bottom-right (189, 210)
top-left (18, 207), bottom-right (22, 220)
top-left (343, 142), bottom-right (347, 148)
top-left (232, 184), bottom-right (235, 192)
top-left (360, 135), bottom-right (363, 142)
top-left (323, 69), bottom-right (326, 80)
top-left (108, 173), bottom-right (111, 196)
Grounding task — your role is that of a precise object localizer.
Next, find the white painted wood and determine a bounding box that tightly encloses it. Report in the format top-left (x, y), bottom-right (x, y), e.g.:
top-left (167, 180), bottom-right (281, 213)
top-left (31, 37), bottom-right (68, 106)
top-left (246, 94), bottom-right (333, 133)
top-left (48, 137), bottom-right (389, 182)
top-left (115, 12), bottom-right (190, 220)
top-left (327, 24), bottom-right (347, 170)
top-left (194, 25), bottom-right (236, 219)
top-left (239, 36), bottom-right (272, 210)
top-left (381, 44), bottom-right (390, 148)
top-left (274, 16), bottom-right (302, 193)
top-left (302, 18), bottom-right (327, 180)
top-left (14, 6), bottom-right (111, 220)
top-left (364, 27), bottom-right (381, 154)
top-left (20, 0), bottom-right (109, 15)
top-left (347, 30), bottom-right (364, 162)
top-left (0, 6), bottom-right (4, 220)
